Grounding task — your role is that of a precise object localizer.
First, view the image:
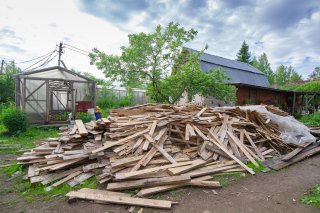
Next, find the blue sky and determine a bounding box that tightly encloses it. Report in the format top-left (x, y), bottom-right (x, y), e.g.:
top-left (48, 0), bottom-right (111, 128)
top-left (0, 0), bottom-right (319, 79)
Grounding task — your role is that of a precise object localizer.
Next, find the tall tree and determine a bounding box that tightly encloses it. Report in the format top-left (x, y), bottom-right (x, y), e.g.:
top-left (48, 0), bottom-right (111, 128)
top-left (308, 67), bottom-right (320, 80)
top-left (236, 40), bottom-right (252, 64)
top-left (90, 22), bottom-right (236, 104)
top-left (274, 64), bottom-right (302, 87)
top-left (252, 53), bottom-right (275, 85)
top-left (0, 61), bottom-right (21, 103)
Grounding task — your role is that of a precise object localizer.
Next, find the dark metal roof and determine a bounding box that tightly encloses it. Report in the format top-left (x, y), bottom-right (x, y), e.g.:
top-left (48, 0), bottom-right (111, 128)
top-left (188, 48), bottom-right (270, 87)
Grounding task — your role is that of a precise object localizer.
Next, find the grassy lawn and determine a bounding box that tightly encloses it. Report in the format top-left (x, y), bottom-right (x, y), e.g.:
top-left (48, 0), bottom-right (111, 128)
top-left (0, 124), bottom-right (59, 154)
top-left (301, 184), bottom-right (320, 208)
top-left (0, 124), bottom-right (99, 203)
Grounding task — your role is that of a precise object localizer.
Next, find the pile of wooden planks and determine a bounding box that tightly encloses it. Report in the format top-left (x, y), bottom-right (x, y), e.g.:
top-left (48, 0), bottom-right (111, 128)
top-left (18, 104), bottom-right (310, 209)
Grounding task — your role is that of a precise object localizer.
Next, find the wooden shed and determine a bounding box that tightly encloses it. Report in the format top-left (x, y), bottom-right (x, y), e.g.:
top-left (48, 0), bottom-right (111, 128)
top-left (15, 66), bottom-right (96, 124)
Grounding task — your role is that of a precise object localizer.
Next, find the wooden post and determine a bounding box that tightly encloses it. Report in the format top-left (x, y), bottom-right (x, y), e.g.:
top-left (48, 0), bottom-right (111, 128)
top-left (305, 94), bottom-right (308, 114)
top-left (71, 82), bottom-right (75, 120)
top-left (22, 78), bottom-right (26, 110)
top-left (45, 80), bottom-right (50, 123)
top-left (92, 81), bottom-right (97, 108)
top-left (292, 92), bottom-right (296, 114)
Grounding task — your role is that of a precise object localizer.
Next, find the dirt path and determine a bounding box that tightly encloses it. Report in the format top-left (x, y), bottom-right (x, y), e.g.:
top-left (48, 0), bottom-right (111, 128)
top-left (1, 154), bottom-right (319, 213)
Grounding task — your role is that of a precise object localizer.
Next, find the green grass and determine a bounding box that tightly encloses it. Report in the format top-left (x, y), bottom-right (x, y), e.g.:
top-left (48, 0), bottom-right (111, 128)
top-left (2, 173), bottom-right (98, 202)
top-left (1, 160), bottom-right (23, 176)
top-left (301, 184), bottom-right (320, 208)
top-left (299, 112), bottom-right (320, 127)
top-left (0, 124), bottom-right (59, 154)
top-left (211, 172), bottom-right (246, 187)
top-left (246, 160), bottom-right (265, 172)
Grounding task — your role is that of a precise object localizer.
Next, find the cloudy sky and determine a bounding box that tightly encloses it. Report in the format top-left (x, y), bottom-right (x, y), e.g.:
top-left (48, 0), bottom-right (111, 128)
top-left (0, 0), bottom-right (319, 80)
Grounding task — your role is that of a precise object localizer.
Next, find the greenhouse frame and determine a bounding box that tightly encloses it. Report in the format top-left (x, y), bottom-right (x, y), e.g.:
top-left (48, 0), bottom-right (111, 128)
top-left (15, 66), bottom-right (96, 124)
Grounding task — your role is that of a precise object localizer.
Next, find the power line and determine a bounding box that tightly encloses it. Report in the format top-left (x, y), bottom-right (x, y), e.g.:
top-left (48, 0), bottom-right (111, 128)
top-left (25, 52), bottom-right (58, 72)
top-left (23, 50), bottom-right (56, 72)
top-left (65, 46), bottom-right (89, 56)
top-left (15, 51), bottom-right (56, 64)
top-left (64, 43), bottom-right (90, 54)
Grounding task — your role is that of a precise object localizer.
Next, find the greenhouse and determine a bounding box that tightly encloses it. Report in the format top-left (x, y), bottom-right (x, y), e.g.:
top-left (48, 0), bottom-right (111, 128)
top-left (15, 66), bottom-right (96, 124)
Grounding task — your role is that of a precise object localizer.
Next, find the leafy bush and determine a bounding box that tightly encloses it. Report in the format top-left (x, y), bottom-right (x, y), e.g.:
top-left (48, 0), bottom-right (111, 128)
top-left (299, 112), bottom-right (320, 126)
top-left (0, 107), bottom-right (27, 133)
top-left (76, 112), bottom-right (92, 123)
top-left (296, 81), bottom-right (320, 92)
top-left (97, 88), bottom-right (133, 111)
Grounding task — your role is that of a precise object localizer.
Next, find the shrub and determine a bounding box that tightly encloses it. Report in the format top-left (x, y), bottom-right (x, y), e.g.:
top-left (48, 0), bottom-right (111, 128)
top-left (1, 107), bottom-right (27, 133)
top-left (76, 112), bottom-right (92, 123)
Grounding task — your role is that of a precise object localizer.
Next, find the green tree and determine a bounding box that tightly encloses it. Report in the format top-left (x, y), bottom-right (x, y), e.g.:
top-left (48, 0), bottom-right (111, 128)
top-left (308, 67), bottom-right (320, 80)
top-left (236, 40), bottom-right (252, 64)
top-left (0, 61), bottom-right (21, 103)
top-left (274, 65), bottom-right (302, 87)
top-left (252, 53), bottom-right (275, 85)
top-left (90, 22), bottom-right (236, 104)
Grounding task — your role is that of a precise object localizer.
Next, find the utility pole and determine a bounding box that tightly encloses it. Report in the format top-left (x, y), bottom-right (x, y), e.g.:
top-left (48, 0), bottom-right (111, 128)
top-left (0, 60), bottom-right (4, 74)
top-left (57, 42), bottom-right (63, 67)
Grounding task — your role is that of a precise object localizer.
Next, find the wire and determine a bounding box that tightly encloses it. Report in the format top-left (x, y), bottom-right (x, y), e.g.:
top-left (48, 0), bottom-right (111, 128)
top-left (15, 51), bottom-right (56, 64)
top-left (25, 53), bottom-right (58, 72)
top-left (64, 43), bottom-right (90, 54)
top-left (23, 50), bottom-right (56, 72)
top-left (65, 46), bottom-right (89, 56)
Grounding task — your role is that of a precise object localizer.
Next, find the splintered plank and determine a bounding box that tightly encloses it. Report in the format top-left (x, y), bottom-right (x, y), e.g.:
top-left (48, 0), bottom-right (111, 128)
top-left (69, 125), bottom-right (78, 135)
top-left (167, 159), bottom-right (207, 175)
top-left (68, 172), bottom-right (94, 187)
top-left (91, 129), bottom-right (149, 154)
top-left (227, 131), bottom-right (259, 167)
top-left (208, 132), bottom-right (255, 175)
top-left (107, 175), bottom-right (191, 190)
top-left (116, 161), bottom-right (193, 179)
top-left (66, 191), bottom-right (172, 209)
top-left (75, 120), bottom-right (88, 136)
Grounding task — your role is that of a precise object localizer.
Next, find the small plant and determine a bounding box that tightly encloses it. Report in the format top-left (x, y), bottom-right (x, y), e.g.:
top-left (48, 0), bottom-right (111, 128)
top-left (0, 106), bottom-right (27, 133)
top-left (301, 184), bottom-right (320, 208)
top-left (76, 112), bottom-right (92, 122)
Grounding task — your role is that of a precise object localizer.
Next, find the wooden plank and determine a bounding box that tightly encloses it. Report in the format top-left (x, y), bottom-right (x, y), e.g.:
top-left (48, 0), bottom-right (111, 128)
top-left (196, 107), bottom-right (207, 117)
top-left (268, 145), bottom-right (320, 170)
top-left (150, 142), bottom-right (177, 164)
top-left (137, 175), bottom-right (216, 197)
top-left (116, 161), bottom-right (193, 179)
top-left (46, 171), bottom-right (82, 191)
top-left (69, 125), bottom-right (78, 135)
top-left (167, 159), bottom-right (207, 175)
top-left (75, 120), bottom-right (88, 136)
top-left (78, 188), bottom-right (131, 197)
top-left (243, 130), bottom-right (265, 161)
top-left (227, 131), bottom-right (259, 167)
top-left (66, 191), bottom-right (172, 209)
top-left (282, 143), bottom-right (311, 161)
top-left (68, 172), bottom-right (94, 187)
top-left (91, 129), bottom-right (149, 154)
top-left (192, 125), bottom-right (209, 140)
top-left (149, 121), bottom-right (157, 136)
top-left (186, 124), bottom-right (196, 137)
top-left (208, 132), bottom-right (255, 175)
top-left (107, 175), bottom-right (191, 190)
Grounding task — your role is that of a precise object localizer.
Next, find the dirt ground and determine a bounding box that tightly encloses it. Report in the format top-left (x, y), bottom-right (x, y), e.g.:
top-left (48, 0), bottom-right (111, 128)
top-left (0, 154), bottom-right (319, 213)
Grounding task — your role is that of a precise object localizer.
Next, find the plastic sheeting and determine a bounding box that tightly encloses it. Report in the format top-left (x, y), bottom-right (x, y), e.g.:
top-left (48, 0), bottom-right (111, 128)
top-left (217, 105), bottom-right (316, 145)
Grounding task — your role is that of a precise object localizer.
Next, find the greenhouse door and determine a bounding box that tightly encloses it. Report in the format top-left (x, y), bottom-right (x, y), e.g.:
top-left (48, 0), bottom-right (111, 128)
top-left (49, 80), bottom-right (74, 122)
top-left (23, 79), bottom-right (48, 123)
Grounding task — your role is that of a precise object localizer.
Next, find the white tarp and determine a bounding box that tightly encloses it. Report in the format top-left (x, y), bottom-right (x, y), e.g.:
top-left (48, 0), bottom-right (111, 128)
top-left (218, 105), bottom-right (316, 145)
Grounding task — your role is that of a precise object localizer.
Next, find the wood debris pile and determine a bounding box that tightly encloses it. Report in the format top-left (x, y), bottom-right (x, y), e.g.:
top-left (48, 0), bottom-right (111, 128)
top-left (18, 104), bottom-right (314, 209)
